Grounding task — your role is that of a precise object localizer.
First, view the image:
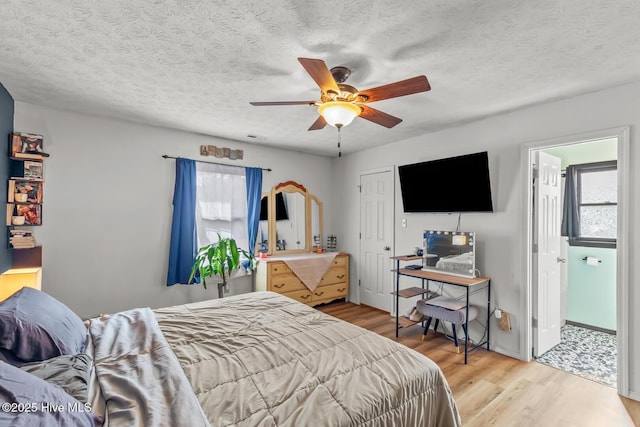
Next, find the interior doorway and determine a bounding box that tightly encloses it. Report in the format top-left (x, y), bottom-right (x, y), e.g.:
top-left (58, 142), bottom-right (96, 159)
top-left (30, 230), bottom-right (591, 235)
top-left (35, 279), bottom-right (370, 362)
top-left (522, 126), bottom-right (630, 396)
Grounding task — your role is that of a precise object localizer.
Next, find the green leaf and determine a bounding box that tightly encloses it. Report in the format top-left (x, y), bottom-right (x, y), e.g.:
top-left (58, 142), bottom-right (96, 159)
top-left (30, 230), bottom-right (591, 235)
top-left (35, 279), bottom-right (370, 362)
top-left (189, 234), bottom-right (251, 291)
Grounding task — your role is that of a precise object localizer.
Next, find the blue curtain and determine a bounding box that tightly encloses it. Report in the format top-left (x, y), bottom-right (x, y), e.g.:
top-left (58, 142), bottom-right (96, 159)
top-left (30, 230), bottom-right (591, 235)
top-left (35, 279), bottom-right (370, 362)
top-left (245, 167), bottom-right (263, 256)
top-left (167, 158), bottom-right (197, 285)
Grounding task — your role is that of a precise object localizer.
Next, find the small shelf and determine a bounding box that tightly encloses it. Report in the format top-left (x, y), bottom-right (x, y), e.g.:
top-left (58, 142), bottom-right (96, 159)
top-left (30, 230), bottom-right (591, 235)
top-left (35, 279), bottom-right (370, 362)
top-left (394, 317), bottom-right (421, 328)
top-left (11, 245), bottom-right (42, 268)
top-left (9, 176), bottom-right (44, 182)
top-left (391, 286), bottom-right (438, 299)
top-left (11, 201), bottom-right (42, 206)
top-left (10, 155), bottom-right (45, 162)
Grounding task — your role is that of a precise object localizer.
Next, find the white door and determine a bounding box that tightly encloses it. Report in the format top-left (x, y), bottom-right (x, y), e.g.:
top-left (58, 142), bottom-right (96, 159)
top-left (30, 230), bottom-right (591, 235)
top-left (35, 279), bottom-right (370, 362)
top-left (533, 151), bottom-right (563, 357)
top-left (359, 169), bottom-right (394, 311)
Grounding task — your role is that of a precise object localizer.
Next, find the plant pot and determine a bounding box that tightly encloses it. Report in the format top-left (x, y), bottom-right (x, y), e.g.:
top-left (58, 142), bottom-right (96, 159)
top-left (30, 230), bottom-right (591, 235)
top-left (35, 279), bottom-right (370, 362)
top-left (217, 282), bottom-right (225, 299)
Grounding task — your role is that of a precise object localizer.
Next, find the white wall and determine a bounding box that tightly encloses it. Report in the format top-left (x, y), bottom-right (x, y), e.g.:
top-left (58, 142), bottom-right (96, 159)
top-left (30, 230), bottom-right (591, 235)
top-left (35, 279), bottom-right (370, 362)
top-left (13, 102), bottom-right (334, 317)
top-left (332, 81), bottom-right (639, 397)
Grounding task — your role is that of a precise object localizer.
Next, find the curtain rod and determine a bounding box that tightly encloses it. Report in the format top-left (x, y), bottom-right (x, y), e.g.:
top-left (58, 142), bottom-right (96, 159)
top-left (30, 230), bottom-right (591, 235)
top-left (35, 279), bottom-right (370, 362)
top-left (162, 155), bottom-right (272, 171)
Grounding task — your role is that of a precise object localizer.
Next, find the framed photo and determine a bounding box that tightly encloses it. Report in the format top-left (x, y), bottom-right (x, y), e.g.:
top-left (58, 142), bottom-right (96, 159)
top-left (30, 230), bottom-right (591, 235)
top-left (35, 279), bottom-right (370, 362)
top-left (15, 204), bottom-right (42, 225)
top-left (11, 132), bottom-right (44, 156)
top-left (23, 161), bottom-right (43, 179)
top-left (15, 180), bottom-right (43, 204)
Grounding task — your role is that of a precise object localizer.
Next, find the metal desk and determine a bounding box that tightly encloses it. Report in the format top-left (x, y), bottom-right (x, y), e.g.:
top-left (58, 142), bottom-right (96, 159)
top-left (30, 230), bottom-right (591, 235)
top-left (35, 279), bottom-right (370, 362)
top-left (391, 255), bottom-right (490, 364)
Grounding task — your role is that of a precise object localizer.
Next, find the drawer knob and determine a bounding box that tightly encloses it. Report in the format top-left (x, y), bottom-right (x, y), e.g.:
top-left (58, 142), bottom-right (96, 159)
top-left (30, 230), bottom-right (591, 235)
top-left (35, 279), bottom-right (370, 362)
top-left (274, 283), bottom-right (285, 289)
top-left (300, 295), bottom-right (310, 299)
top-left (337, 288), bottom-right (346, 292)
top-left (337, 274), bottom-right (345, 279)
top-left (315, 291), bottom-right (324, 296)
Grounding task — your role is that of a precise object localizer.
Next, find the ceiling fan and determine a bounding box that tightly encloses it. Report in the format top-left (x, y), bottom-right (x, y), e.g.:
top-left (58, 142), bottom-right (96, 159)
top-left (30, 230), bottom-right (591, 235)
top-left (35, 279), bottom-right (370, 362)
top-left (250, 57), bottom-right (431, 131)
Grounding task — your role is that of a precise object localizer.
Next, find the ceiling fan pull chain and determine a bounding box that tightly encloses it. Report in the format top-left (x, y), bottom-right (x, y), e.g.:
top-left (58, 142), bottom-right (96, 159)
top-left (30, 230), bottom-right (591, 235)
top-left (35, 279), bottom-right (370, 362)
top-left (337, 126), bottom-right (342, 157)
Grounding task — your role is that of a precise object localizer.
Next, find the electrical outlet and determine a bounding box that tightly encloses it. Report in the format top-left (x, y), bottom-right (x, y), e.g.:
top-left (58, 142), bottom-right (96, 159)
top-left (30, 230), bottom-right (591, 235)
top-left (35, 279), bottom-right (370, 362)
top-left (497, 312), bottom-right (511, 332)
top-left (401, 218), bottom-right (407, 228)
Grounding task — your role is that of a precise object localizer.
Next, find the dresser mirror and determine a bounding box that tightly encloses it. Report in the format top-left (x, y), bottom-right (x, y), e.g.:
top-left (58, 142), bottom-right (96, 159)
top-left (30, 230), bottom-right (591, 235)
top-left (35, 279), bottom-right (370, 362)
top-left (257, 181), bottom-right (323, 255)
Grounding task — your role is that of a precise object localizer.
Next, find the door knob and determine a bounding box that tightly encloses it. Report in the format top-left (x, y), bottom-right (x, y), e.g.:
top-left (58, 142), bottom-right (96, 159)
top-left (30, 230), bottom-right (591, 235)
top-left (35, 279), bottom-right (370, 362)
top-left (556, 257), bottom-right (566, 263)
top-left (383, 246), bottom-right (390, 251)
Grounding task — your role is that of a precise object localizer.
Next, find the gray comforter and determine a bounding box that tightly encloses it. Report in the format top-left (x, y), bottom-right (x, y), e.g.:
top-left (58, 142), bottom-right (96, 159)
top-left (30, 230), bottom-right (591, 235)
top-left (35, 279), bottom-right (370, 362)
top-left (89, 291), bottom-right (461, 426)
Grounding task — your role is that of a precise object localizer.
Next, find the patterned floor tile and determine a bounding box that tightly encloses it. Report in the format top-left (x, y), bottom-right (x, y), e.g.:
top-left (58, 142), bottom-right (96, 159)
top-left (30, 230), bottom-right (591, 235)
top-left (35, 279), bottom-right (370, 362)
top-left (536, 324), bottom-right (616, 387)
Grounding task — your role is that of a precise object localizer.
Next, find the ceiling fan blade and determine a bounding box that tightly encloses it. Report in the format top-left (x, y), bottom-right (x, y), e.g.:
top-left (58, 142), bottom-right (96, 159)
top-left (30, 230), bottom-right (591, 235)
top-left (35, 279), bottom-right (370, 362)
top-left (358, 75), bottom-right (431, 103)
top-left (359, 105), bottom-right (403, 128)
top-left (250, 101), bottom-right (316, 106)
top-left (308, 116), bottom-right (327, 131)
top-left (298, 58), bottom-right (340, 93)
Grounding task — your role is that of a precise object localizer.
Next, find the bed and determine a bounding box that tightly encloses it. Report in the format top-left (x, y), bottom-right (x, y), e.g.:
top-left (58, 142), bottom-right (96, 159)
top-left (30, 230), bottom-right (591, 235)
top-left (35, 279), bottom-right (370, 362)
top-left (1, 288), bottom-right (461, 426)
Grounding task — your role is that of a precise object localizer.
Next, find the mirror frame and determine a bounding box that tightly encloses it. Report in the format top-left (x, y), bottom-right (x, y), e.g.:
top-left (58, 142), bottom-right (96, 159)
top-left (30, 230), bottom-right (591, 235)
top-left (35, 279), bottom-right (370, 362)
top-left (308, 194), bottom-right (323, 250)
top-left (258, 181), bottom-right (323, 255)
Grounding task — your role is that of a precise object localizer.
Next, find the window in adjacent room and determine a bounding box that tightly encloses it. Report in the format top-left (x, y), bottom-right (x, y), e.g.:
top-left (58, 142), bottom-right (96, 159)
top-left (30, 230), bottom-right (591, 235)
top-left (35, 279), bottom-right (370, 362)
top-left (572, 161), bottom-right (617, 248)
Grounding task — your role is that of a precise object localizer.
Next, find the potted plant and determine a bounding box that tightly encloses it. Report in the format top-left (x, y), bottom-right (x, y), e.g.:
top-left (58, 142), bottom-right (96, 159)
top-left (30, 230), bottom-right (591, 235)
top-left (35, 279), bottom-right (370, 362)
top-left (188, 233), bottom-right (254, 298)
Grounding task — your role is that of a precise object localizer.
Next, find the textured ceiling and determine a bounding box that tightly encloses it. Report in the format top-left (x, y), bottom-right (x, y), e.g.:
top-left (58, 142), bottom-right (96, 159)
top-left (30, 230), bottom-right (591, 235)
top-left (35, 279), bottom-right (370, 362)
top-left (1, 1), bottom-right (640, 157)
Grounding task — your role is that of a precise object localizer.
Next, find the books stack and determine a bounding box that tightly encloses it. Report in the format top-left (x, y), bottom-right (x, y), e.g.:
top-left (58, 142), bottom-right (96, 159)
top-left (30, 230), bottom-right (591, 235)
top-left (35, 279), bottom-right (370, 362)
top-left (9, 229), bottom-right (36, 249)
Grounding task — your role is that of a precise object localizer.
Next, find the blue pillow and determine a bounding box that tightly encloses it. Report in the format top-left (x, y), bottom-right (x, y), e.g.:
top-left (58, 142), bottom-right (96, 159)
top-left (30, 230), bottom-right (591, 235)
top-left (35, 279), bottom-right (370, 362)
top-left (0, 360), bottom-right (103, 426)
top-left (0, 288), bottom-right (88, 365)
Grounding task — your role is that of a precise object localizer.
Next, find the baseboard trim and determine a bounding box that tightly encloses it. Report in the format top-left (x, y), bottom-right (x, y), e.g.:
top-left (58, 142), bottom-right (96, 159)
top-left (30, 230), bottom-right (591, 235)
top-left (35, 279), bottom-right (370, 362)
top-left (627, 390), bottom-right (640, 402)
top-left (565, 320), bottom-right (616, 335)
top-left (492, 345), bottom-right (524, 361)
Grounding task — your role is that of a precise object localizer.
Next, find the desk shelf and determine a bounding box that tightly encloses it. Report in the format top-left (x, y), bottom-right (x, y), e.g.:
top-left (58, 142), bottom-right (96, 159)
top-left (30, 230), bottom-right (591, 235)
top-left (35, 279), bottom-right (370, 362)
top-left (390, 255), bottom-right (491, 364)
top-left (395, 316), bottom-right (421, 328)
top-left (391, 286), bottom-right (439, 299)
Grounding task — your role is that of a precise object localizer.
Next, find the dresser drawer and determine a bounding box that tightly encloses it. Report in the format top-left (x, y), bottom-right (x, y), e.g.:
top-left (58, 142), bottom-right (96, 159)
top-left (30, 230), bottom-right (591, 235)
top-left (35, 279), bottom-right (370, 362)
top-left (331, 255), bottom-right (348, 268)
top-left (283, 289), bottom-right (313, 304)
top-left (319, 266), bottom-right (348, 286)
top-left (268, 262), bottom-right (294, 276)
top-left (311, 283), bottom-right (348, 302)
top-left (269, 274), bottom-right (306, 292)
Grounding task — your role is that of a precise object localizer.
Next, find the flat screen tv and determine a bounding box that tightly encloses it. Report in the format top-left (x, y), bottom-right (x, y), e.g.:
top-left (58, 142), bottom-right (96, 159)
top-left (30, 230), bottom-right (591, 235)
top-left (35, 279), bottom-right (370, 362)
top-left (422, 230), bottom-right (476, 278)
top-left (398, 151), bottom-right (493, 213)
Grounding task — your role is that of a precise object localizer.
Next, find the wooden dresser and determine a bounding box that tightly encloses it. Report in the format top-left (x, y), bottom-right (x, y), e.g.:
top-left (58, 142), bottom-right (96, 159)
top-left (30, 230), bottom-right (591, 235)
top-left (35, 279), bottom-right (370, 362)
top-left (255, 253), bottom-right (349, 306)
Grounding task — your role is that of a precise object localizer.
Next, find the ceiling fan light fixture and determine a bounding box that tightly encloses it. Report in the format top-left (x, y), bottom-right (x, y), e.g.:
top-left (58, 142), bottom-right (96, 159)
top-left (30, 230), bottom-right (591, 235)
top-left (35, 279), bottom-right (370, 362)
top-left (318, 101), bottom-right (361, 128)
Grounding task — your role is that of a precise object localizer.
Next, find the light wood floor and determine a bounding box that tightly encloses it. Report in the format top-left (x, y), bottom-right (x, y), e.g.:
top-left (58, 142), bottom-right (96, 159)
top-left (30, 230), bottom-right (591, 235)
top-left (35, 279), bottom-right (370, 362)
top-left (316, 301), bottom-right (640, 427)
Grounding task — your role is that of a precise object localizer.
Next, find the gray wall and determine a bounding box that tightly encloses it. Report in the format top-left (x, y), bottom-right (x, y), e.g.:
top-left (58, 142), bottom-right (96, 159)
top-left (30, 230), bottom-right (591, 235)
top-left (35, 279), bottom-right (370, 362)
top-left (333, 81), bottom-right (639, 398)
top-left (0, 83), bottom-right (13, 273)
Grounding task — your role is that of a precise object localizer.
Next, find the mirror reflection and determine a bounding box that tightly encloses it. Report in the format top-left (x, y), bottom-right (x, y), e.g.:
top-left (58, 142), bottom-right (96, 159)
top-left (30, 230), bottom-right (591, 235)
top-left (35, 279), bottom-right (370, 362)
top-left (274, 190), bottom-right (306, 252)
top-left (422, 231), bottom-right (476, 278)
top-left (257, 194), bottom-right (269, 253)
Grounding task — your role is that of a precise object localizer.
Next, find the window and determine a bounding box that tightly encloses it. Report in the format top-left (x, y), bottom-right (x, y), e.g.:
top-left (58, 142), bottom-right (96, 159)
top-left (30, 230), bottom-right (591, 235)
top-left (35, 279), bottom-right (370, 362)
top-left (195, 162), bottom-right (248, 251)
top-left (167, 159), bottom-right (263, 286)
top-left (573, 161), bottom-right (617, 248)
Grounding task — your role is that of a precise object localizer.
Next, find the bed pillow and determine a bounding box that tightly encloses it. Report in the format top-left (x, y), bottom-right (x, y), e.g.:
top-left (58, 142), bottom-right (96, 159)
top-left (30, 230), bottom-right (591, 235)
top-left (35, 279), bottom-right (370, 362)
top-left (20, 354), bottom-right (92, 403)
top-left (0, 288), bottom-right (88, 365)
top-left (0, 360), bottom-right (102, 427)
top-left (0, 348), bottom-right (24, 366)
